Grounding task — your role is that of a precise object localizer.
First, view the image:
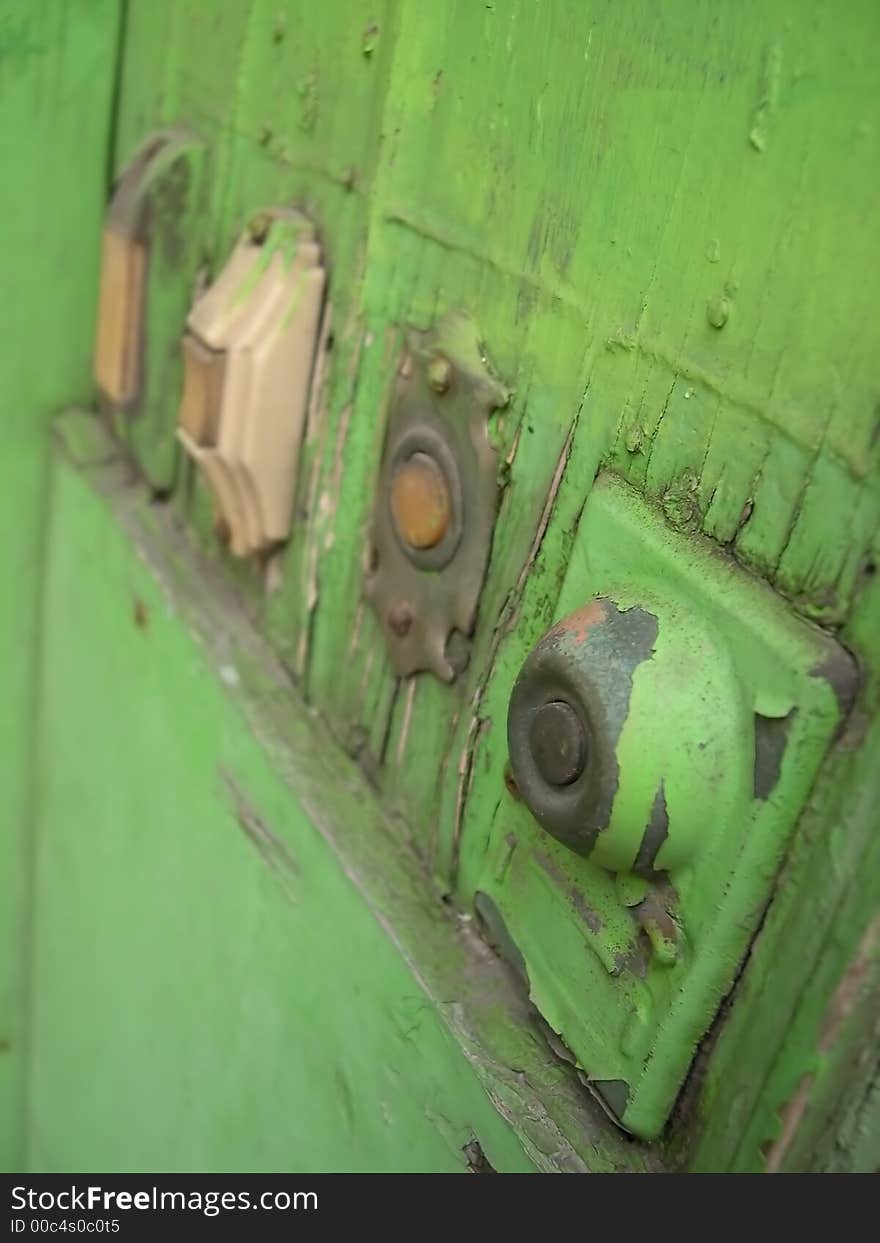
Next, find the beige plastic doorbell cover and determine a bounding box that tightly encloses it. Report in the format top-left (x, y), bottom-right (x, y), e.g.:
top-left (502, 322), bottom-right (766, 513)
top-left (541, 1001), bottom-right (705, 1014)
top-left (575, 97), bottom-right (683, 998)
top-left (177, 211), bottom-right (325, 556)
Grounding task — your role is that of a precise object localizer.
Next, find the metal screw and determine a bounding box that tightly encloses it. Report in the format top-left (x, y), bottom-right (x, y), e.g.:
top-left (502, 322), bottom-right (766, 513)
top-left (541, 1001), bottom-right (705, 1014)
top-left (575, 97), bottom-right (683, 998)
top-left (426, 354), bottom-right (452, 394)
top-left (444, 628), bottom-right (470, 675)
top-left (529, 700), bottom-right (587, 787)
top-left (247, 211), bottom-right (272, 245)
top-left (706, 295), bottom-right (730, 329)
top-left (388, 600), bottom-right (415, 637)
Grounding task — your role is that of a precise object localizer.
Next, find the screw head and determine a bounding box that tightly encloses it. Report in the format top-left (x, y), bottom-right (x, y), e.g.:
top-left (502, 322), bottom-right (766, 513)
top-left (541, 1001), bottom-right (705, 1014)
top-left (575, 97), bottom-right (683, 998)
top-left (426, 354), bottom-right (452, 393)
top-left (444, 628), bottom-right (470, 676)
top-left (706, 295), bottom-right (730, 329)
top-left (388, 600), bottom-right (415, 637)
top-left (390, 452), bottom-right (452, 550)
top-left (528, 700), bottom-right (587, 787)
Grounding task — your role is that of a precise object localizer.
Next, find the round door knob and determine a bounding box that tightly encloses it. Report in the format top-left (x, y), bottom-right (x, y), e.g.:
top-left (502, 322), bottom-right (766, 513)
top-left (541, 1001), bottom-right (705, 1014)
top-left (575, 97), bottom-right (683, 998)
top-left (507, 596), bottom-right (742, 873)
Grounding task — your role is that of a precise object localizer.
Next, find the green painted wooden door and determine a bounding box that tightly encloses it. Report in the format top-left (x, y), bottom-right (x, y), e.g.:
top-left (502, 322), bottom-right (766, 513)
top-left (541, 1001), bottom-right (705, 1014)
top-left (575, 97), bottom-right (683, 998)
top-left (3, 0), bottom-right (879, 1172)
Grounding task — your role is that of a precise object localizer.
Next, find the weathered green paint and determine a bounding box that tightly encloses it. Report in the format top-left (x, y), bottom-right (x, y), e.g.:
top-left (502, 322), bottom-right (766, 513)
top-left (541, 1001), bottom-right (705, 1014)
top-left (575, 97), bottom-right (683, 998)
top-left (4, 0), bottom-right (879, 1171)
top-left (472, 474), bottom-right (855, 1138)
top-left (29, 411), bottom-right (653, 1173)
top-left (690, 575), bottom-right (880, 1170)
top-left (32, 420), bottom-right (532, 1171)
top-left (0, 0), bottom-right (121, 1170)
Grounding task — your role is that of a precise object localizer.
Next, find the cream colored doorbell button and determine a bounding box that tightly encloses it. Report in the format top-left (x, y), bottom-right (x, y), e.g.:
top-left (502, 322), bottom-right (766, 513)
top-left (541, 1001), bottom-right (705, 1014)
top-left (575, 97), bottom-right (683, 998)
top-left (177, 212), bottom-right (325, 557)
